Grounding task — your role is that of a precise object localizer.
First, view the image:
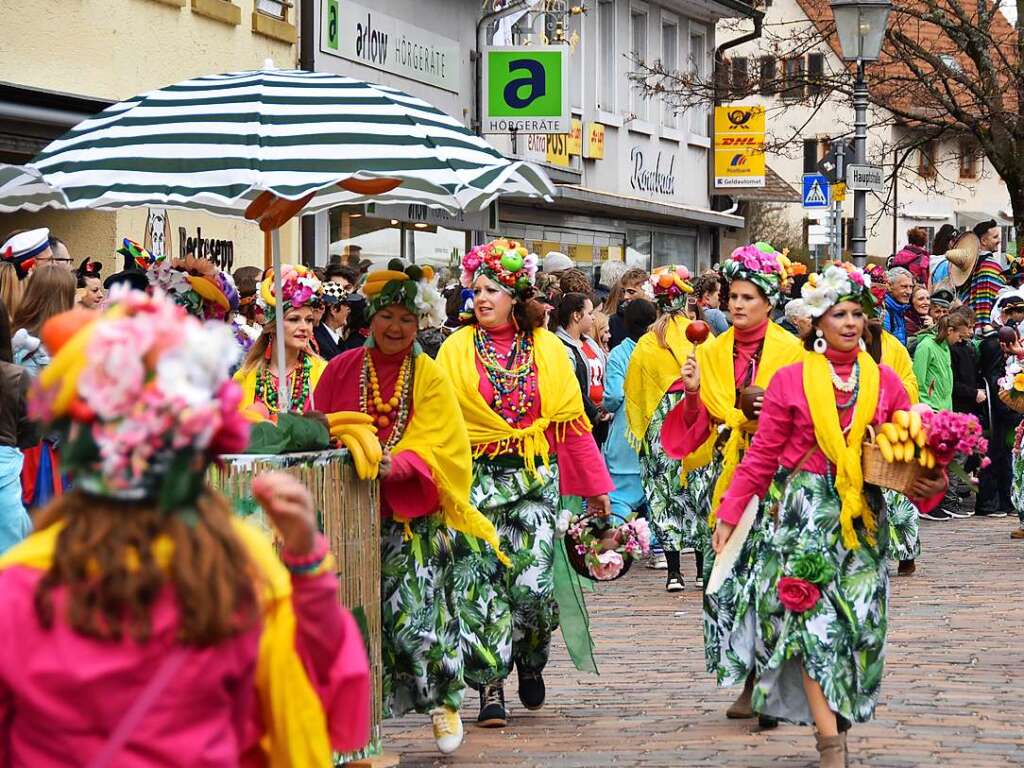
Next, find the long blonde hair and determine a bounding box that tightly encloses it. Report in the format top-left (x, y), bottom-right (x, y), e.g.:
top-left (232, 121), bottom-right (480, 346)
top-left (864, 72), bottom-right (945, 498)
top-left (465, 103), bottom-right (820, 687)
top-left (0, 262), bottom-right (23, 321)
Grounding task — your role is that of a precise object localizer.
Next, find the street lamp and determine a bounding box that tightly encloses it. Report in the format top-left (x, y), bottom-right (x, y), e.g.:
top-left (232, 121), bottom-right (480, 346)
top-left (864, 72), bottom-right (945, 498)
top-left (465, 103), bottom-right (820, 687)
top-left (830, 0), bottom-right (891, 266)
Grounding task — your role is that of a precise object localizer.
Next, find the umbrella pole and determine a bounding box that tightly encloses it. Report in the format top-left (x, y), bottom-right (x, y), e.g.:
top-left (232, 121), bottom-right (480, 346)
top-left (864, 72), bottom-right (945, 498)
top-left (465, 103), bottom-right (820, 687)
top-left (263, 230), bottom-right (272, 271)
top-left (272, 228), bottom-right (291, 413)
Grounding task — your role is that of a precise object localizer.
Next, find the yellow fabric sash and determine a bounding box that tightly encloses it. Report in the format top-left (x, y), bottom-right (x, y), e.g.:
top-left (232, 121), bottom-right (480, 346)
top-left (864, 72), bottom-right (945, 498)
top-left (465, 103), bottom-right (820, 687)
top-left (0, 517), bottom-right (335, 766)
top-left (623, 315), bottom-right (692, 451)
top-left (236, 355), bottom-right (328, 413)
top-left (803, 351), bottom-right (881, 550)
top-left (393, 354), bottom-right (510, 565)
top-left (435, 326), bottom-right (590, 476)
top-left (693, 322), bottom-right (804, 524)
top-left (881, 331), bottom-right (919, 404)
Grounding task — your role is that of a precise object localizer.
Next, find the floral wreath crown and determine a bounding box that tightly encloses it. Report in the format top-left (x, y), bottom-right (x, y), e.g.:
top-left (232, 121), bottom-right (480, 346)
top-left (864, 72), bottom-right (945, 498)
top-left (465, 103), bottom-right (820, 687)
top-left (649, 265), bottom-right (694, 311)
top-left (363, 259), bottom-right (446, 330)
top-left (460, 239), bottom-right (538, 296)
top-left (801, 262), bottom-right (876, 319)
top-left (720, 243), bottom-right (785, 306)
top-left (146, 253), bottom-right (239, 322)
top-left (30, 288), bottom-right (250, 511)
top-left (256, 264), bottom-right (323, 324)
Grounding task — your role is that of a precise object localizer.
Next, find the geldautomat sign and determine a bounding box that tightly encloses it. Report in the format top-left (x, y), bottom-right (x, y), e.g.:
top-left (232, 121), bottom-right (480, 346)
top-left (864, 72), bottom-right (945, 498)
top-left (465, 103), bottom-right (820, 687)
top-left (482, 46), bottom-right (569, 134)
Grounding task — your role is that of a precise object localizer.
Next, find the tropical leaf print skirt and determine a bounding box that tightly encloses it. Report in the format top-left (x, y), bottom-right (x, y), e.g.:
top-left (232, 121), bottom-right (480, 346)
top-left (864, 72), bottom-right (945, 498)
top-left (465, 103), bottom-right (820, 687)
top-left (454, 458), bottom-right (563, 687)
top-left (381, 515), bottom-right (464, 718)
top-left (884, 489), bottom-right (920, 562)
top-left (751, 470), bottom-right (889, 725)
top-left (1013, 449), bottom-right (1024, 525)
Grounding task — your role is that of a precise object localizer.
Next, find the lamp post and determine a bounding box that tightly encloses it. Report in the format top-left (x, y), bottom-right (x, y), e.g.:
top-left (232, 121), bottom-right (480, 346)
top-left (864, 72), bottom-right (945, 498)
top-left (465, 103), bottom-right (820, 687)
top-left (830, 0), bottom-right (891, 266)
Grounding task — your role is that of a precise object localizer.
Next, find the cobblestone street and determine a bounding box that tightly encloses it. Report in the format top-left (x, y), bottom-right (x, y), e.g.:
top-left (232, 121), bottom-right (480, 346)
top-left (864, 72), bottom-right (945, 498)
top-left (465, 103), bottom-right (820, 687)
top-left (382, 517), bottom-right (1024, 767)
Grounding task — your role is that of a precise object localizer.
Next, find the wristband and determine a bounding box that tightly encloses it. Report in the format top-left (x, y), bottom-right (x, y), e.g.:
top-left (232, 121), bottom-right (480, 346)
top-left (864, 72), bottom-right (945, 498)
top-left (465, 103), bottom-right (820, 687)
top-left (282, 534), bottom-right (332, 576)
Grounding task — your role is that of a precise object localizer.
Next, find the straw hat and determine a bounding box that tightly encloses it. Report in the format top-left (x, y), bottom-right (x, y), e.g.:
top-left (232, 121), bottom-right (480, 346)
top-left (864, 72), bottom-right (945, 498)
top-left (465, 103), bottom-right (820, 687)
top-left (944, 232), bottom-right (981, 288)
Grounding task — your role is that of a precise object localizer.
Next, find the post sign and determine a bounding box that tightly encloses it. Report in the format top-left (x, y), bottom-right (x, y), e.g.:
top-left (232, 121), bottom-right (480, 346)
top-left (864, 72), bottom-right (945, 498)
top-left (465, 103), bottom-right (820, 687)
top-left (584, 122), bottom-right (605, 159)
top-left (713, 105), bottom-right (766, 188)
top-left (482, 46), bottom-right (569, 134)
top-left (846, 164), bottom-right (885, 193)
top-left (567, 119), bottom-right (583, 155)
top-left (546, 133), bottom-right (570, 167)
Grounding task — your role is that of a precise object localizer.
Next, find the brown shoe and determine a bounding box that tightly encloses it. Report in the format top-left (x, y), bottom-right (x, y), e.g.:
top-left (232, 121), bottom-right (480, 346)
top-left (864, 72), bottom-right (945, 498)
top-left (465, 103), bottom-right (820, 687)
top-left (726, 675), bottom-right (755, 719)
top-left (1011, 528), bottom-right (1024, 540)
top-left (897, 559), bottom-right (916, 576)
top-left (815, 731), bottom-right (847, 768)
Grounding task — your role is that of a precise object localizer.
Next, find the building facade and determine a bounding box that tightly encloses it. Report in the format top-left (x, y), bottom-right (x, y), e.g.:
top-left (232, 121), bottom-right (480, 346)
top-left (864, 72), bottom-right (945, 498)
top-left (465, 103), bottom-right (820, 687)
top-left (717, 0), bottom-right (1014, 261)
top-left (0, 0), bottom-right (301, 273)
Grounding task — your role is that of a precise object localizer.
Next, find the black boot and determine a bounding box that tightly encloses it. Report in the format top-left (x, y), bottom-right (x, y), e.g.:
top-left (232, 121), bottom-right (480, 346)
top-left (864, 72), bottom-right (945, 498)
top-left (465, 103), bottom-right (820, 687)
top-left (476, 681), bottom-right (507, 727)
top-left (516, 661), bottom-right (546, 710)
top-left (695, 551), bottom-right (704, 588)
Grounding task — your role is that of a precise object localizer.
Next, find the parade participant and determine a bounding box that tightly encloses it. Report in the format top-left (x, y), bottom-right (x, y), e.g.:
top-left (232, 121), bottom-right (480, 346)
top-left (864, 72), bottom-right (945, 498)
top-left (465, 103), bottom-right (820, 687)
top-left (0, 289), bottom-right (370, 766)
top-left (314, 264), bottom-right (497, 755)
top-left (146, 249), bottom-right (240, 323)
top-left (235, 265), bottom-right (327, 418)
top-left (436, 238), bottom-right (612, 728)
top-left (0, 228), bottom-right (51, 279)
top-left (624, 264), bottom-right (696, 592)
top-left (711, 263), bottom-right (946, 768)
top-left (74, 258), bottom-right (104, 309)
top-left (661, 243), bottom-right (803, 721)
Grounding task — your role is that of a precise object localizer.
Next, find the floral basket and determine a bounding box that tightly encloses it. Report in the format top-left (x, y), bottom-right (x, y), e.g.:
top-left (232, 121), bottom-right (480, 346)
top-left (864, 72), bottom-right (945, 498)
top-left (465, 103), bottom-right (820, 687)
top-left (999, 389), bottom-right (1024, 414)
top-left (564, 513), bottom-right (651, 582)
top-left (862, 425), bottom-right (926, 495)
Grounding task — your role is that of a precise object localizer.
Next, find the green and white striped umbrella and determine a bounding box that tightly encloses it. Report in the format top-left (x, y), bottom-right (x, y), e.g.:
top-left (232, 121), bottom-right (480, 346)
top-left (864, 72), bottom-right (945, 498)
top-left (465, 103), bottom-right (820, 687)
top-left (0, 67), bottom-right (553, 215)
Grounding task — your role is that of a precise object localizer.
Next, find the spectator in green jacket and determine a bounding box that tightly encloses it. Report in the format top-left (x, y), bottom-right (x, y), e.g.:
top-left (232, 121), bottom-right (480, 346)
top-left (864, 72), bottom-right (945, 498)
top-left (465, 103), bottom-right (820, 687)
top-left (912, 311), bottom-right (973, 410)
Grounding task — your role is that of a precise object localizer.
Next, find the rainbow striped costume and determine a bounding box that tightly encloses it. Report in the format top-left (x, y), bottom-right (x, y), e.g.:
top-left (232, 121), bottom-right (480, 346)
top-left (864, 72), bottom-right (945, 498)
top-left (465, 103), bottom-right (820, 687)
top-left (961, 256), bottom-right (1006, 328)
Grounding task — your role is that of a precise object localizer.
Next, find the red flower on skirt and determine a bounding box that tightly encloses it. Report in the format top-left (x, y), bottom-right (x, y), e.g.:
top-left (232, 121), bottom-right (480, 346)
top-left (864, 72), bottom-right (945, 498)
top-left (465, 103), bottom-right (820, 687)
top-left (777, 576), bottom-right (821, 613)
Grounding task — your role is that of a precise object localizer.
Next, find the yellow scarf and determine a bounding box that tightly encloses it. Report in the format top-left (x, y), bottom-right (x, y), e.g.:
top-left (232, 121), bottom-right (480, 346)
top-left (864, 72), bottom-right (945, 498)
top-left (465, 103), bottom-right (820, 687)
top-left (881, 331), bottom-right (919, 404)
top-left (692, 322), bottom-right (804, 524)
top-left (803, 351), bottom-right (881, 550)
top-left (0, 517), bottom-right (337, 766)
top-left (236, 355), bottom-right (329, 413)
top-left (436, 326), bottom-right (590, 476)
top-left (393, 353), bottom-right (510, 565)
top-left (623, 315), bottom-right (692, 451)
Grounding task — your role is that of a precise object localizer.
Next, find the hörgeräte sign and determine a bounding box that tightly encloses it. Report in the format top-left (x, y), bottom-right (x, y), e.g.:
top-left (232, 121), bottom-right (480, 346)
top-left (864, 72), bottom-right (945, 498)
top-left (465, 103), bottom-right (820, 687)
top-left (482, 46), bottom-right (569, 134)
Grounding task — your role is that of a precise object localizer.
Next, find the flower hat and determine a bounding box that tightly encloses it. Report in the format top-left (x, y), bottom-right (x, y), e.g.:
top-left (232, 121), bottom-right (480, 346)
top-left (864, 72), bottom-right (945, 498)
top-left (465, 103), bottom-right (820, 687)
top-left (461, 238), bottom-right (538, 296)
top-left (147, 254), bottom-right (239, 322)
top-left (256, 264), bottom-right (323, 324)
top-left (801, 262), bottom-right (876, 318)
top-left (720, 243), bottom-right (785, 306)
top-left (30, 288), bottom-right (250, 510)
top-left (363, 260), bottom-right (446, 330)
top-left (648, 265), bottom-right (694, 311)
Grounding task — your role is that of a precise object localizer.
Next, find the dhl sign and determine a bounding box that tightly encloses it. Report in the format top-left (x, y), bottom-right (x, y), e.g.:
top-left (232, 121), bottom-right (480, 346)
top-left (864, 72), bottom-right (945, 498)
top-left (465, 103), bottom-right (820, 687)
top-left (714, 105), bottom-right (766, 189)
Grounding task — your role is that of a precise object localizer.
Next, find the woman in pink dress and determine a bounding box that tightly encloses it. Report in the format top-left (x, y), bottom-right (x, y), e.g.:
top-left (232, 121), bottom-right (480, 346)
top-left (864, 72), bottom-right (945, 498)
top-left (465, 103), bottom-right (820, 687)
top-left (0, 288), bottom-right (370, 767)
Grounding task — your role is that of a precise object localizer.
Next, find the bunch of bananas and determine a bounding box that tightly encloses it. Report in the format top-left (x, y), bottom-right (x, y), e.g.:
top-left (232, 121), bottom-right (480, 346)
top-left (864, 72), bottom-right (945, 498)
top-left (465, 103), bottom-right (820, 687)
top-left (361, 270), bottom-right (410, 296)
top-left (327, 411), bottom-right (383, 480)
top-left (874, 410), bottom-right (936, 469)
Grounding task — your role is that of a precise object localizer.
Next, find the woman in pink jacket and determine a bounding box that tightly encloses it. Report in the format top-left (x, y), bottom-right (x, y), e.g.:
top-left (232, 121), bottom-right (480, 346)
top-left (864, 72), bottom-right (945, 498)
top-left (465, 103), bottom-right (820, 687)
top-left (0, 289), bottom-right (370, 767)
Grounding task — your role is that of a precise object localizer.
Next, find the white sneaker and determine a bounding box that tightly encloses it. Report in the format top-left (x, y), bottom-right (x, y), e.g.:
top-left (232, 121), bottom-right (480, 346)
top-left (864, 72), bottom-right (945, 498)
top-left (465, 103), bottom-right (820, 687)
top-left (430, 706), bottom-right (464, 754)
top-left (647, 553), bottom-right (668, 570)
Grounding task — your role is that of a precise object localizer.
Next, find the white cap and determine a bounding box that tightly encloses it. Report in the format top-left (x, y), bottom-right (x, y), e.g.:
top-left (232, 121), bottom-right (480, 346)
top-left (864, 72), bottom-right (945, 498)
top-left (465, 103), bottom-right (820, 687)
top-left (1, 227), bottom-right (49, 260)
top-left (543, 251), bottom-right (573, 273)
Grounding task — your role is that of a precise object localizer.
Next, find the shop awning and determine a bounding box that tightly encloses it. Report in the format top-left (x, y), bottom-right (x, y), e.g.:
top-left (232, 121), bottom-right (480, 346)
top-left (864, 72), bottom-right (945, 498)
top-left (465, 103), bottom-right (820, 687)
top-left (509, 184), bottom-right (745, 230)
top-left (0, 82), bottom-right (113, 161)
top-left (957, 209), bottom-right (1013, 228)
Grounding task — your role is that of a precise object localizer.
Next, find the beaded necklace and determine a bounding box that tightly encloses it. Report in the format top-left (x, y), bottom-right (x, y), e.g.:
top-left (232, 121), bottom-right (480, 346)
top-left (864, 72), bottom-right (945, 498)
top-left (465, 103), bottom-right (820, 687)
top-left (473, 326), bottom-right (537, 425)
top-left (359, 349), bottom-right (413, 449)
top-left (256, 353), bottom-right (312, 413)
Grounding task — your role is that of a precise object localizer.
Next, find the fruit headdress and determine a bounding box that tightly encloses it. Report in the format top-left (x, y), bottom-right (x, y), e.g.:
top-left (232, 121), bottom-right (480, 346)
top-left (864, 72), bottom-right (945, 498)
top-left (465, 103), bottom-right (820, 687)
top-left (461, 238), bottom-right (538, 297)
top-left (720, 242), bottom-right (785, 307)
top-left (649, 265), bottom-right (694, 312)
top-left (256, 264), bottom-right (323, 325)
top-left (363, 259), bottom-right (445, 329)
top-left (146, 251), bottom-right (239, 322)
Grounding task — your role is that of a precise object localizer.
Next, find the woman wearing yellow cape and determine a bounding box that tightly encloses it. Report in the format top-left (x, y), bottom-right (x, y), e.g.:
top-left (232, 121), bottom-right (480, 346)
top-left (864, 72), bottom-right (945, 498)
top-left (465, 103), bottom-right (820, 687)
top-left (660, 243), bottom-right (802, 723)
top-left (0, 289), bottom-right (370, 767)
top-left (710, 264), bottom-right (946, 768)
top-left (313, 264), bottom-right (497, 756)
top-left (436, 239), bottom-right (612, 729)
top-left (622, 265), bottom-right (696, 592)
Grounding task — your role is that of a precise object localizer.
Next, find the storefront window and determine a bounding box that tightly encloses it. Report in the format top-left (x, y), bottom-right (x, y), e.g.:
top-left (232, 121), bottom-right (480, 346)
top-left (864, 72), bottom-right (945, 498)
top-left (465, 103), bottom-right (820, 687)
top-left (653, 231), bottom-right (697, 270)
top-left (626, 229), bottom-right (651, 270)
top-left (497, 224), bottom-right (627, 281)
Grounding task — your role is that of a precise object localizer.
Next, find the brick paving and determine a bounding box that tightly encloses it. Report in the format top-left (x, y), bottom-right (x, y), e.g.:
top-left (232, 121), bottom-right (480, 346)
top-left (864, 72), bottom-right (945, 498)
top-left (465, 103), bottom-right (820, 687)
top-left (381, 517), bottom-right (1024, 767)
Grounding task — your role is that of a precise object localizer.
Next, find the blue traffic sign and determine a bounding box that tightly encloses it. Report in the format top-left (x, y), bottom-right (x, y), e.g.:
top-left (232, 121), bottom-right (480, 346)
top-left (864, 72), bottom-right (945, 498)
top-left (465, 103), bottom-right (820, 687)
top-left (802, 173), bottom-right (830, 209)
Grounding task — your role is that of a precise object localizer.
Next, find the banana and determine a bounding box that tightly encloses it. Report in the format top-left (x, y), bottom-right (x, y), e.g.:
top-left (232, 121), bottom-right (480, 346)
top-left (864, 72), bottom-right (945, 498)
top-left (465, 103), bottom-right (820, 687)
top-left (332, 423), bottom-right (383, 479)
top-left (892, 440), bottom-right (905, 462)
top-left (365, 270), bottom-right (408, 284)
top-left (327, 410), bottom-right (376, 427)
top-left (918, 449), bottom-right (928, 467)
top-left (908, 411), bottom-right (922, 440)
top-left (897, 427), bottom-right (909, 442)
top-left (339, 433), bottom-right (371, 479)
top-left (38, 321), bottom-right (98, 391)
top-left (893, 410), bottom-right (910, 429)
top-left (925, 449), bottom-right (936, 469)
top-left (880, 423), bottom-right (900, 443)
top-left (877, 434), bottom-right (895, 462)
top-left (903, 441), bottom-right (916, 462)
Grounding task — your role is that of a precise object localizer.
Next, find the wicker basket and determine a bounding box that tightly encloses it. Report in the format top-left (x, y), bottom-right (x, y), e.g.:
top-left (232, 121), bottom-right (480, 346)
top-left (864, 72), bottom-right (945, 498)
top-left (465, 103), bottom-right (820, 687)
top-left (998, 389), bottom-right (1024, 414)
top-left (565, 513), bottom-right (636, 582)
top-left (861, 425), bottom-right (926, 495)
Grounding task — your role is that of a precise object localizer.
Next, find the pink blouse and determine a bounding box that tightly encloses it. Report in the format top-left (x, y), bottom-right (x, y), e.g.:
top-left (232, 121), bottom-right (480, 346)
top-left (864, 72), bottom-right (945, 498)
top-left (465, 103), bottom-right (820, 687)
top-left (475, 323), bottom-right (613, 498)
top-left (314, 347), bottom-right (439, 520)
top-left (716, 347), bottom-right (939, 526)
top-left (0, 535), bottom-right (370, 767)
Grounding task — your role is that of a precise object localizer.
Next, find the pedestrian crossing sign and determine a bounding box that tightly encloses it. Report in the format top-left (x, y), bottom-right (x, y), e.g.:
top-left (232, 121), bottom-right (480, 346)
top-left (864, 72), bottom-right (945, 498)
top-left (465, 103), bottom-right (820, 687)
top-left (802, 173), bottom-right (830, 209)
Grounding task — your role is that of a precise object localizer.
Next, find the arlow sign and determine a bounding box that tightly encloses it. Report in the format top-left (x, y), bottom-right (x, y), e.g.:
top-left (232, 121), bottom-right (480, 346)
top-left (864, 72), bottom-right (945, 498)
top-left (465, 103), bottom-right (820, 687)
top-left (482, 46), bottom-right (569, 134)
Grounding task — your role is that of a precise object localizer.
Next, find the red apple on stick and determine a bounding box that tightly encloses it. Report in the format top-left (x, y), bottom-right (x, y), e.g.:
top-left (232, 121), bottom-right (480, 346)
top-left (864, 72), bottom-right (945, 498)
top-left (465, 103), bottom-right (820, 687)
top-left (686, 320), bottom-right (711, 346)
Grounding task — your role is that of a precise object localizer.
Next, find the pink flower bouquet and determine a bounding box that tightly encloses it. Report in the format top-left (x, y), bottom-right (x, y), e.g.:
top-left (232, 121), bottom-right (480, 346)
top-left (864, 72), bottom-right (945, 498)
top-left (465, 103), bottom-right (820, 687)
top-left (565, 514), bottom-right (652, 581)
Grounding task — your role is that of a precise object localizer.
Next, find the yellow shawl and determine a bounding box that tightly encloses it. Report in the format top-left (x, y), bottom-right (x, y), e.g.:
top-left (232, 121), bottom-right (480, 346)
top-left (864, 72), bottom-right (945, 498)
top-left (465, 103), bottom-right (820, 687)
top-left (435, 326), bottom-right (590, 476)
top-left (394, 353), bottom-right (509, 565)
top-left (0, 517), bottom-right (338, 766)
top-left (689, 322), bottom-right (804, 523)
top-left (881, 331), bottom-right (920, 404)
top-left (623, 315), bottom-right (693, 451)
top-left (803, 351), bottom-right (881, 550)
top-left (236, 355), bottom-right (329, 413)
